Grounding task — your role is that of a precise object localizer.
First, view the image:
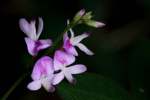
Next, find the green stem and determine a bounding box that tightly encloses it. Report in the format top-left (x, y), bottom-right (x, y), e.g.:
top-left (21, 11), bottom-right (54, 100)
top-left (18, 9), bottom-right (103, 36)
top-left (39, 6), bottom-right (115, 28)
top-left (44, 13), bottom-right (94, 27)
top-left (45, 21), bottom-right (76, 55)
top-left (1, 72), bottom-right (28, 100)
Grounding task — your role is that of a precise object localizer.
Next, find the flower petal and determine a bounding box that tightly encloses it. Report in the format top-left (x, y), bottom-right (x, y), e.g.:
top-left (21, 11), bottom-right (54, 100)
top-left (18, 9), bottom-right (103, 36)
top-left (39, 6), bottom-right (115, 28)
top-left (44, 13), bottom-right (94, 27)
top-left (63, 33), bottom-right (72, 50)
top-left (69, 28), bottom-right (75, 38)
top-left (67, 20), bottom-right (74, 38)
top-left (54, 50), bottom-right (75, 69)
top-left (70, 33), bottom-right (89, 45)
top-left (27, 80), bottom-right (41, 91)
top-left (52, 72), bottom-right (64, 85)
top-left (95, 21), bottom-right (105, 28)
top-left (63, 33), bottom-right (69, 44)
top-left (36, 39), bottom-right (52, 51)
top-left (64, 71), bottom-right (75, 84)
top-left (42, 75), bottom-right (55, 92)
top-left (36, 17), bottom-right (43, 39)
top-left (85, 20), bottom-right (105, 28)
top-left (63, 33), bottom-right (78, 56)
top-left (66, 46), bottom-right (78, 56)
top-left (19, 18), bottom-right (36, 40)
top-left (24, 37), bottom-right (37, 56)
top-left (67, 64), bottom-right (87, 74)
top-left (53, 57), bottom-right (64, 71)
top-left (76, 43), bottom-right (94, 55)
top-left (31, 56), bottom-right (54, 80)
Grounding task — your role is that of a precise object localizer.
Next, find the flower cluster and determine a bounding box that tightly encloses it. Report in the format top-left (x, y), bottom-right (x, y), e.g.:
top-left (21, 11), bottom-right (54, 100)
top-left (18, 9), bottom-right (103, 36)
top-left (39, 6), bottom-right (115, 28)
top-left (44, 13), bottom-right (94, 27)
top-left (19, 9), bottom-right (105, 92)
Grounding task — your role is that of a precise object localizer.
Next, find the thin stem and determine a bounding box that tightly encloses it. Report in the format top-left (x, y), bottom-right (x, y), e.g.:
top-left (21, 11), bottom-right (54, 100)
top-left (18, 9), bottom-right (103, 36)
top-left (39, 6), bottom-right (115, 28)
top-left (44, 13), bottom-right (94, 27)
top-left (45, 21), bottom-right (76, 55)
top-left (1, 72), bottom-right (28, 100)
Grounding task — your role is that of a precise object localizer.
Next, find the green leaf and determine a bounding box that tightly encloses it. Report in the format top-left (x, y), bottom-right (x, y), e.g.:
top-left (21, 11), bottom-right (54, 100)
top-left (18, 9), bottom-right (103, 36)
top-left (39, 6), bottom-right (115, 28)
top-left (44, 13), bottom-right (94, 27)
top-left (127, 38), bottom-right (150, 100)
top-left (57, 73), bottom-right (129, 100)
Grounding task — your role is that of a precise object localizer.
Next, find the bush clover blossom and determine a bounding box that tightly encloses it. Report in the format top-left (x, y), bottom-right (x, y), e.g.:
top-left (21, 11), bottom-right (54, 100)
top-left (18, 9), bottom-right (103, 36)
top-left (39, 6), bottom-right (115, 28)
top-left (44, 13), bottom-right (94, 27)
top-left (27, 56), bottom-right (55, 92)
top-left (63, 28), bottom-right (94, 56)
top-left (53, 50), bottom-right (87, 85)
top-left (19, 18), bottom-right (52, 56)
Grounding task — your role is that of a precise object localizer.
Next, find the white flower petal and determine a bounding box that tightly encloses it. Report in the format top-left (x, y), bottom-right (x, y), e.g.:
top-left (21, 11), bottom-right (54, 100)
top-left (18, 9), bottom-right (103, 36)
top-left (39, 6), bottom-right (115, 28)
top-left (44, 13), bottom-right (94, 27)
top-left (67, 20), bottom-right (74, 38)
top-left (36, 17), bottom-right (43, 39)
top-left (24, 37), bottom-right (37, 56)
top-left (42, 76), bottom-right (55, 92)
top-left (71, 33), bottom-right (89, 45)
top-left (19, 18), bottom-right (37, 40)
top-left (67, 64), bottom-right (87, 74)
top-left (64, 71), bottom-right (75, 84)
top-left (27, 80), bottom-right (41, 91)
top-left (76, 43), bottom-right (94, 55)
top-left (52, 72), bottom-right (64, 85)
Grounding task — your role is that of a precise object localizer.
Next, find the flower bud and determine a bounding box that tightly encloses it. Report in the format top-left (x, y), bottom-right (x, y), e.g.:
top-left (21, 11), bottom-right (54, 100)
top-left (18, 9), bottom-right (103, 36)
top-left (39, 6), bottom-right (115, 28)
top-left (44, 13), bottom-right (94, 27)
top-left (73, 9), bottom-right (85, 23)
top-left (84, 20), bottom-right (105, 28)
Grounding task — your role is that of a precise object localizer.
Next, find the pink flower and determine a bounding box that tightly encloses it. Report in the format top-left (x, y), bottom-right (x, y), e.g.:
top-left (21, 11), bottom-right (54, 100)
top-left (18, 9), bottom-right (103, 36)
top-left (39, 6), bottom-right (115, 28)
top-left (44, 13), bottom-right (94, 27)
top-left (19, 18), bottom-right (52, 56)
top-left (52, 50), bottom-right (87, 85)
top-left (63, 27), bottom-right (94, 56)
top-left (27, 56), bottom-right (55, 92)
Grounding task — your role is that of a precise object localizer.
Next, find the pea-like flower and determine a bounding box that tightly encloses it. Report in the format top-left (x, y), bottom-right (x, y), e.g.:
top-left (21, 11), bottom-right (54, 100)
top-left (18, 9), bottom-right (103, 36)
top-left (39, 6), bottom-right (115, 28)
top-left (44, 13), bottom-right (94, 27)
top-left (63, 27), bottom-right (94, 56)
top-left (52, 50), bottom-right (87, 85)
top-left (19, 18), bottom-right (52, 56)
top-left (27, 56), bottom-right (55, 92)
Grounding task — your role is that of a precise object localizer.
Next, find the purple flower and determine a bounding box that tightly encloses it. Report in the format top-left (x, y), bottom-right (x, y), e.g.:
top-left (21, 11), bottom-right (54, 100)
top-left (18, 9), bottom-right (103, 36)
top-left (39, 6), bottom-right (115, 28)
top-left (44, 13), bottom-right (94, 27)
top-left (52, 50), bottom-right (87, 85)
top-left (63, 27), bottom-right (94, 56)
top-left (27, 56), bottom-right (55, 92)
top-left (19, 18), bottom-right (52, 56)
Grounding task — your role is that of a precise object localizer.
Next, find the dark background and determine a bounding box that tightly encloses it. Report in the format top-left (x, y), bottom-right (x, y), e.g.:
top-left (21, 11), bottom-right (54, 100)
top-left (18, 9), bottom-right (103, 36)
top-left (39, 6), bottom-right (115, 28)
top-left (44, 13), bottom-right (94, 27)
top-left (0, 0), bottom-right (150, 99)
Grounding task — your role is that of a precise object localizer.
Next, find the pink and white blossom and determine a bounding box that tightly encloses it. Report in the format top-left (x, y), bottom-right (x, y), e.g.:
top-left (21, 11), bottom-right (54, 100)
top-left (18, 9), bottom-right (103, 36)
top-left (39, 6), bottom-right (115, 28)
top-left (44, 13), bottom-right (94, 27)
top-left (19, 18), bottom-right (52, 56)
top-left (52, 50), bottom-right (87, 85)
top-left (27, 56), bottom-right (55, 92)
top-left (63, 27), bottom-right (94, 56)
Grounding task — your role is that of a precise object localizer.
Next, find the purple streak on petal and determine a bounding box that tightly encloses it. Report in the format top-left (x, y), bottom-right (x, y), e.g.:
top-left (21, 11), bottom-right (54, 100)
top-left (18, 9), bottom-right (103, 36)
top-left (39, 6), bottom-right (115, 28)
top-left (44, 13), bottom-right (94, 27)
top-left (31, 56), bottom-right (54, 80)
top-left (63, 33), bottom-right (72, 49)
top-left (66, 46), bottom-right (78, 56)
top-left (24, 37), bottom-right (37, 56)
top-left (27, 80), bottom-right (41, 91)
top-left (36, 39), bottom-right (52, 51)
top-left (67, 64), bottom-right (87, 74)
top-left (63, 33), bottom-right (78, 56)
top-left (52, 72), bottom-right (64, 85)
top-left (26, 39), bottom-right (52, 56)
top-left (54, 50), bottom-right (75, 67)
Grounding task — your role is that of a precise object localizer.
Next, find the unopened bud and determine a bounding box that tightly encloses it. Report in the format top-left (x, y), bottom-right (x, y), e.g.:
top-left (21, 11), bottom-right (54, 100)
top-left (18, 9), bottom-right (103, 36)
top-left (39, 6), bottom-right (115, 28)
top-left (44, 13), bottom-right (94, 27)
top-left (85, 20), bottom-right (105, 28)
